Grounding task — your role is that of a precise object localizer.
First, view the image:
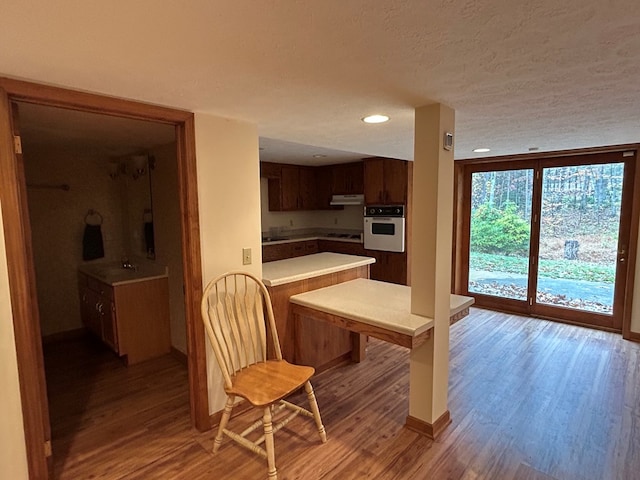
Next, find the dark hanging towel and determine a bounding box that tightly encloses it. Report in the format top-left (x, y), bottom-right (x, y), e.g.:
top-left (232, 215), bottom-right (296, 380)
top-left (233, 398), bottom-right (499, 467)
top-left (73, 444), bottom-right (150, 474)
top-left (82, 224), bottom-right (104, 261)
top-left (144, 221), bottom-right (155, 256)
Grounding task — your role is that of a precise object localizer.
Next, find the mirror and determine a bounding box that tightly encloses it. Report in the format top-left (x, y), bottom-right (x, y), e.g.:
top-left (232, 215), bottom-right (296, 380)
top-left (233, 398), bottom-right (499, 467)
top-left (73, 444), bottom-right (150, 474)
top-left (115, 154), bottom-right (156, 259)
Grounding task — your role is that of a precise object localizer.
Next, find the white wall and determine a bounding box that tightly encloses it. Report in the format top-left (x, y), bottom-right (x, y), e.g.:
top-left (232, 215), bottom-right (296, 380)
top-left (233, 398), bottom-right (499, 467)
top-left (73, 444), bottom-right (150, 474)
top-left (0, 200), bottom-right (29, 479)
top-left (259, 177), bottom-right (363, 233)
top-left (194, 113), bottom-right (262, 414)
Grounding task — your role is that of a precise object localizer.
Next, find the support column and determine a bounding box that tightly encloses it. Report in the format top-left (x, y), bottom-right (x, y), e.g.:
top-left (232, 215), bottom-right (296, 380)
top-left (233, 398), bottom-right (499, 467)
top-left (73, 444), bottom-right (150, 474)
top-left (405, 103), bottom-right (455, 439)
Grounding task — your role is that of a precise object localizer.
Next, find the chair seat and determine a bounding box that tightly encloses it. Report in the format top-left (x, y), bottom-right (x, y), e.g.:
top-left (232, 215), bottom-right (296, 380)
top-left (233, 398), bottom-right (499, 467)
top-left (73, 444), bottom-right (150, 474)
top-left (227, 360), bottom-right (315, 407)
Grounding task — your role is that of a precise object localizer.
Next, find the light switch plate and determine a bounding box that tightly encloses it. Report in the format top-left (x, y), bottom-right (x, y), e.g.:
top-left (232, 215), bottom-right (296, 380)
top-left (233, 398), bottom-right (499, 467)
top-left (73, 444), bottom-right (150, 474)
top-left (242, 248), bottom-right (252, 265)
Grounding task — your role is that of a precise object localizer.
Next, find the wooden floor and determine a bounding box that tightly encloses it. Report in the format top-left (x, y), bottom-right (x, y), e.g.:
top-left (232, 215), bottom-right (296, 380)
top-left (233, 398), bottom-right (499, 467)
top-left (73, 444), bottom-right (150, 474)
top-left (44, 309), bottom-right (640, 479)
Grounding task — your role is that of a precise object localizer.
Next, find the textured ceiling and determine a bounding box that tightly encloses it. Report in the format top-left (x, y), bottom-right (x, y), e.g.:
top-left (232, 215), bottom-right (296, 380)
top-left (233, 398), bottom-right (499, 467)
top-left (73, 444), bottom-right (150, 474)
top-left (1, 1), bottom-right (639, 163)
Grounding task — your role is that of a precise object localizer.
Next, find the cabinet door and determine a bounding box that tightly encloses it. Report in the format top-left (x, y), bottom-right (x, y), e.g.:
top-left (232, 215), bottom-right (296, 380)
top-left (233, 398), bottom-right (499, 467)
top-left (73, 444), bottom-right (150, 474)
top-left (316, 166), bottom-right (334, 209)
top-left (280, 166), bottom-right (300, 210)
top-left (290, 241), bottom-right (307, 258)
top-left (100, 301), bottom-right (118, 352)
top-left (263, 243), bottom-right (294, 262)
top-left (80, 287), bottom-right (101, 337)
top-left (384, 159), bottom-right (408, 204)
top-left (366, 250), bottom-right (408, 285)
top-left (298, 167), bottom-right (317, 210)
top-left (318, 240), bottom-right (366, 256)
top-left (346, 162), bottom-right (364, 194)
top-left (364, 158), bottom-right (385, 204)
top-left (304, 240), bottom-right (319, 255)
top-left (332, 162), bottom-right (364, 195)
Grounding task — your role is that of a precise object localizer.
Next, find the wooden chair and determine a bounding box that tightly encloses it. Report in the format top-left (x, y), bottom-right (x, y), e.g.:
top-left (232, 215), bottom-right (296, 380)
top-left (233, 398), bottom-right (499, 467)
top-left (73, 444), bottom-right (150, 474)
top-left (201, 271), bottom-right (327, 480)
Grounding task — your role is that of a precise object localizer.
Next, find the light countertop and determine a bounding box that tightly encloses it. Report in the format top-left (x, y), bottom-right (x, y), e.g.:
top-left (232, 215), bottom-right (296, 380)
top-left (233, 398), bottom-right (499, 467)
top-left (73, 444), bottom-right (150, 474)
top-left (263, 234), bottom-right (363, 245)
top-left (78, 261), bottom-right (168, 286)
top-left (262, 229), bottom-right (363, 245)
top-left (289, 278), bottom-right (475, 338)
top-left (262, 252), bottom-right (375, 287)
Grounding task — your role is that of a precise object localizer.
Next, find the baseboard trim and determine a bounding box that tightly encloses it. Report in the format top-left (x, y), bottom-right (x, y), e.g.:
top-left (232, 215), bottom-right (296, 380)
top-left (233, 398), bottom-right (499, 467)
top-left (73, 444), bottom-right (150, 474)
top-left (626, 331), bottom-right (640, 343)
top-left (170, 347), bottom-right (188, 366)
top-left (405, 410), bottom-right (451, 440)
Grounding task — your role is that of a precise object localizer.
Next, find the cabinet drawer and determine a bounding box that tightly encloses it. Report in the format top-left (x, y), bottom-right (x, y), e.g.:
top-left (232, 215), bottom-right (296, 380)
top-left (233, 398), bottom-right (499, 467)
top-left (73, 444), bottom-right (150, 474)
top-left (86, 276), bottom-right (114, 300)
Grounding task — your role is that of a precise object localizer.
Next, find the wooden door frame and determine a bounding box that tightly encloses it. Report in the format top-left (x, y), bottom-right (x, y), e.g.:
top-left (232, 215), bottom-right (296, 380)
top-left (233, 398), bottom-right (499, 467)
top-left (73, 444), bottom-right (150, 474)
top-left (0, 77), bottom-right (209, 479)
top-left (453, 145), bottom-right (640, 338)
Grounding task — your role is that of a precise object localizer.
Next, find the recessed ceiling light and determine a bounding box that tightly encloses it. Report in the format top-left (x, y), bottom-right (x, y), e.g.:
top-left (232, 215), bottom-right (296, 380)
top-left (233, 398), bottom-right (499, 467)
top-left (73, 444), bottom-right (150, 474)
top-left (362, 114), bottom-right (390, 124)
top-left (312, 154), bottom-right (327, 158)
top-left (473, 148), bottom-right (491, 153)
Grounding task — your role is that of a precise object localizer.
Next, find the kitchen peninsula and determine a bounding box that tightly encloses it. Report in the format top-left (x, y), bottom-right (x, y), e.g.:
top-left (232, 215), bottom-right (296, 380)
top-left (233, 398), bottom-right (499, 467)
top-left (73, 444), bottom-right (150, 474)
top-left (289, 278), bottom-right (474, 438)
top-left (262, 252), bottom-right (375, 370)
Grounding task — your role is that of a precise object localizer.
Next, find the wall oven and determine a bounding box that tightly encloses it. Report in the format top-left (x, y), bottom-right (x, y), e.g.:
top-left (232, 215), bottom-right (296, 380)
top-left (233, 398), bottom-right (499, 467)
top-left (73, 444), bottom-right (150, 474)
top-left (363, 205), bottom-right (405, 253)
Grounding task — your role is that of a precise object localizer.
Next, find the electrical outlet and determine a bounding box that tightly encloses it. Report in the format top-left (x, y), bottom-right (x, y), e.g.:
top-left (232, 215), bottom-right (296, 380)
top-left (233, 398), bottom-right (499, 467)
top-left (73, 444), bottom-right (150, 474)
top-left (242, 248), bottom-right (252, 265)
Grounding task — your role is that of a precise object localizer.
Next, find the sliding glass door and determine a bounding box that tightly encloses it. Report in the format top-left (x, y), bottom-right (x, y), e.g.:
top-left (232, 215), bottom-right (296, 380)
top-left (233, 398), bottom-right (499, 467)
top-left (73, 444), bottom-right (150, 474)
top-left (468, 168), bottom-right (534, 302)
top-left (461, 151), bottom-right (635, 331)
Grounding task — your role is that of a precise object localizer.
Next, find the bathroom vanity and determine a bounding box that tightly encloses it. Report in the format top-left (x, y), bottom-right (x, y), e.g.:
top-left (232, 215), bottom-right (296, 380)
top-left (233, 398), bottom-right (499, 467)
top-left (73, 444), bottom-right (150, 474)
top-left (77, 262), bottom-right (171, 365)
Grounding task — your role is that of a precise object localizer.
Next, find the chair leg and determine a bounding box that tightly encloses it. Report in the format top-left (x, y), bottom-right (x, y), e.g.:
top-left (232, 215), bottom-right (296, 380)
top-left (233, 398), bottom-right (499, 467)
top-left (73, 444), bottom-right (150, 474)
top-left (304, 381), bottom-right (327, 443)
top-left (263, 406), bottom-right (277, 480)
top-left (213, 395), bottom-right (235, 454)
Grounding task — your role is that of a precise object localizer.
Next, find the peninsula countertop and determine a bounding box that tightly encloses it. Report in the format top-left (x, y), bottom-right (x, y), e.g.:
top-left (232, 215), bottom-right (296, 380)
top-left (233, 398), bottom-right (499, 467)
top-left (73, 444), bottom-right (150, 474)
top-left (262, 252), bottom-right (376, 287)
top-left (289, 278), bottom-right (475, 344)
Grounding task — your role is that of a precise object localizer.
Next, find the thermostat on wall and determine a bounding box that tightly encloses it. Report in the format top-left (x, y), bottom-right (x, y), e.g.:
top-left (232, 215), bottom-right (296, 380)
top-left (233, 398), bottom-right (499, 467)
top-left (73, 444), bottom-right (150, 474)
top-left (443, 132), bottom-right (453, 151)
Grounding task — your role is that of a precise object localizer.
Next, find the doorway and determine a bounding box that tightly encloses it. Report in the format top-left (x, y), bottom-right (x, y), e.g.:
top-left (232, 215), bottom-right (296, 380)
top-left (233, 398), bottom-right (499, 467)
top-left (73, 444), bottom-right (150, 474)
top-left (457, 150), bottom-right (637, 331)
top-left (18, 101), bottom-right (192, 473)
top-left (0, 78), bottom-right (208, 479)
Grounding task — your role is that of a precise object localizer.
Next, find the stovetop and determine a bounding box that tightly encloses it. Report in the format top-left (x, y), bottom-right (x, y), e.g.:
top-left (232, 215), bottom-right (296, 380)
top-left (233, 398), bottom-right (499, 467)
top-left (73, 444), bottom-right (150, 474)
top-left (326, 233), bottom-right (361, 239)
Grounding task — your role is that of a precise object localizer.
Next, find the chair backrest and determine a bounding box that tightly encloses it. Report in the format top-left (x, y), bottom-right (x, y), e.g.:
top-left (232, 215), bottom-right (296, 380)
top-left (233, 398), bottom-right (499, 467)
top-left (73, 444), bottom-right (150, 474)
top-left (201, 271), bottom-right (283, 389)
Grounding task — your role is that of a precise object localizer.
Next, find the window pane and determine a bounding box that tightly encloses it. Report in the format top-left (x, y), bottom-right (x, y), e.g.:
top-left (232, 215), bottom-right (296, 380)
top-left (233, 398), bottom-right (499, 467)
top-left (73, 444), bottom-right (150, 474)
top-left (468, 169), bottom-right (533, 301)
top-left (536, 163), bottom-right (623, 314)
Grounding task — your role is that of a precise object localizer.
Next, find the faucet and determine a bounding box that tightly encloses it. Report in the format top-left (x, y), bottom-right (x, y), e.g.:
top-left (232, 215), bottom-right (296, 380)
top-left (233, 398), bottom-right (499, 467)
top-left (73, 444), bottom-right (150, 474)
top-left (121, 257), bottom-right (137, 271)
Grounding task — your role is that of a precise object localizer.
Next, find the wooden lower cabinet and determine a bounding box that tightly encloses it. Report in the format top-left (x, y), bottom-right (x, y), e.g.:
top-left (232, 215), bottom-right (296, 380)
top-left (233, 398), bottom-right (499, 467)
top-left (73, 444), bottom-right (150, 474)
top-left (317, 240), bottom-right (408, 285)
top-left (78, 272), bottom-right (171, 365)
top-left (263, 239), bottom-right (319, 262)
top-left (266, 265), bottom-right (369, 372)
top-left (366, 250), bottom-right (408, 285)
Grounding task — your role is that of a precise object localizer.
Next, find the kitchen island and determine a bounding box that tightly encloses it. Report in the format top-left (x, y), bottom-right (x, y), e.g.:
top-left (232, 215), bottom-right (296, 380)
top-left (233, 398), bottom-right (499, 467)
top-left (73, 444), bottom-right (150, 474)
top-left (263, 252), bottom-right (375, 370)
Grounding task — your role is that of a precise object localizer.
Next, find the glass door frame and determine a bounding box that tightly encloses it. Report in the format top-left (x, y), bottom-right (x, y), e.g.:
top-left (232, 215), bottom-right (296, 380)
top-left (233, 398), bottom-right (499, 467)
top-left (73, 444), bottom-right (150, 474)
top-left (454, 149), bottom-right (638, 333)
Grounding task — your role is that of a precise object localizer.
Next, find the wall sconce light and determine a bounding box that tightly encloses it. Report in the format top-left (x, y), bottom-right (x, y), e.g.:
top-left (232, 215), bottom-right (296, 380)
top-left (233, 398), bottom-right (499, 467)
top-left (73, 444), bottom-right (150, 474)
top-left (108, 161), bottom-right (121, 179)
top-left (130, 155), bottom-right (148, 180)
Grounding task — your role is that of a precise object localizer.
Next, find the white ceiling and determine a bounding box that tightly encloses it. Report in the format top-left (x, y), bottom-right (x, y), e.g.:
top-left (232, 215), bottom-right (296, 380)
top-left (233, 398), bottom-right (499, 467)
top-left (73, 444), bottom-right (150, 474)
top-left (2, 1), bottom-right (639, 163)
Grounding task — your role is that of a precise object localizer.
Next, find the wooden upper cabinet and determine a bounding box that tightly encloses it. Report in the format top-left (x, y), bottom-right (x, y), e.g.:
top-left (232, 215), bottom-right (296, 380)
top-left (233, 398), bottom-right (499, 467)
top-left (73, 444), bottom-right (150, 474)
top-left (331, 161), bottom-right (364, 195)
top-left (298, 166), bottom-right (317, 210)
top-left (260, 161), bottom-right (282, 179)
top-left (364, 158), bottom-right (408, 205)
top-left (263, 161), bottom-right (335, 211)
top-left (280, 165), bottom-right (301, 210)
top-left (316, 166), bottom-right (334, 209)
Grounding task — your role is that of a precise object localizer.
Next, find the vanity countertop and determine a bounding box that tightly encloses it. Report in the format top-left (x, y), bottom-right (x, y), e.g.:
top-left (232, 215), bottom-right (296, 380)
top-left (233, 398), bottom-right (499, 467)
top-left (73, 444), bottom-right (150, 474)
top-left (78, 261), bottom-right (168, 286)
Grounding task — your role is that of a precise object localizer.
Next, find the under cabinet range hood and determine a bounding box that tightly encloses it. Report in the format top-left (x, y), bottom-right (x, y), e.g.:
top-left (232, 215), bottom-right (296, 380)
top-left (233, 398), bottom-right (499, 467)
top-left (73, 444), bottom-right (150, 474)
top-left (330, 194), bottom-right (364, 206)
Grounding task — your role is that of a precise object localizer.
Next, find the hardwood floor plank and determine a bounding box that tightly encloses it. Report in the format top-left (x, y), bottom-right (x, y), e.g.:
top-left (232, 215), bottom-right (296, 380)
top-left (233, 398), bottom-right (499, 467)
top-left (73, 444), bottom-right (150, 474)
top-left (45, 309), bottom-right (640, 479)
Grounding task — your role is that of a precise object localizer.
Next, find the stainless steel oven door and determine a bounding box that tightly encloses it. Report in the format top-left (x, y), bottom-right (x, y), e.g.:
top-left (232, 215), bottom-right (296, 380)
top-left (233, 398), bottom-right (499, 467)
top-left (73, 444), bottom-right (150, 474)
top-left (364, 216), bottom-right (405, 252)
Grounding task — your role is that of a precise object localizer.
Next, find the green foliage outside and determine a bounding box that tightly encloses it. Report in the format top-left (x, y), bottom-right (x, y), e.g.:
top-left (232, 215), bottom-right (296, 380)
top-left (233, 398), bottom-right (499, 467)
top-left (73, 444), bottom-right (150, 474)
top-left (469, 252), bottom-right (615, 283)
top-left (470, 202), bottom-right (530, 256)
